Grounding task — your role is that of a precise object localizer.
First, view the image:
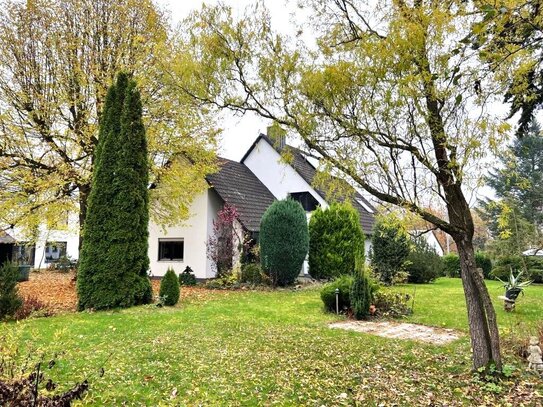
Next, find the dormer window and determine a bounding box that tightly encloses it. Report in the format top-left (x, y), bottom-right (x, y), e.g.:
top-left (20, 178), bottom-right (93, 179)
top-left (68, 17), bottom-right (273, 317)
top-left (289, 191), bottom-right (319, 212)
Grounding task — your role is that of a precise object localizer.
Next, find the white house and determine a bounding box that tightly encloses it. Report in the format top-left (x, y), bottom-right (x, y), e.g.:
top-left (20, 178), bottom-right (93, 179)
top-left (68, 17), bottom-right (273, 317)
top-left (1, 130), bottom-right (376, 279)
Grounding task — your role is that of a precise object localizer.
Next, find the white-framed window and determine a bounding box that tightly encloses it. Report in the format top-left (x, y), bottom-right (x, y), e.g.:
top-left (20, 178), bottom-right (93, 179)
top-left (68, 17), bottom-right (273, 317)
top-left (44, 241), bottom-right (67, 263)
top-left (158, 238), bottom-right (184, 262)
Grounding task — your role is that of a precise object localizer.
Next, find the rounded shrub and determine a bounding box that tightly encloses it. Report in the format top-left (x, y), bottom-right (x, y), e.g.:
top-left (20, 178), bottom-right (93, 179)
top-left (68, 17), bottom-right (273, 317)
top-left (371, 213), bottom-right (410, 285)
top-left (260, 199), bottom-right (309, 286)
top-left (442, 253), bottom-right (461, 278)
top-left (159, 268), bottom-right (180, 306)
top-left (320, 274), bottom-right (353, 312)
top-left (308, 203), bottom-right (365, 280)
top-left (406, 237), bottom-right (443, 283)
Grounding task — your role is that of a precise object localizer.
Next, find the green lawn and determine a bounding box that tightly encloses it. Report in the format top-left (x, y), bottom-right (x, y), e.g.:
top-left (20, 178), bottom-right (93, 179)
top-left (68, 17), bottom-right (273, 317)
top-left (2, 278), bottom-right (542, 406)
top-left (394, 278), bottom-right (543, 332)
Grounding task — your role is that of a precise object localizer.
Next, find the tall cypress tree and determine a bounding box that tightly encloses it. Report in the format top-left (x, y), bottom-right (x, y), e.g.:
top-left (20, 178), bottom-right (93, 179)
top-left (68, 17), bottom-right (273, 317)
top-left (114, 78), bottom-right (152, 305)
top-left (77, 73), bottom-right (151, 310)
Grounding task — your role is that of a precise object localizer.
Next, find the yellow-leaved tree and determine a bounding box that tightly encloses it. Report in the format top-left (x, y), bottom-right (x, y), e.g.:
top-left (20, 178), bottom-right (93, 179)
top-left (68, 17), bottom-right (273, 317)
top-left (174, 1), bottom-right (515, 370)
top-left (0, 0), bottom-right (218, 247)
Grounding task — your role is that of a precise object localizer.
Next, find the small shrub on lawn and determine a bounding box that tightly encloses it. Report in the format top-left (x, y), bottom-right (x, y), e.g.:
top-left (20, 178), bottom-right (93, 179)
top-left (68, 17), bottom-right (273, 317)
top-left (0, 261), bottom-right (22, 320)
top-left (373, 290), bottom-right (411, 318)
top-left (351, 259), bottom-right (372, 320)
top-left (406, 237), bottom-right (444, 283)
top-left (14, 296), bottom-right (51, 320)
top-left (179, 266), bottom-right (197, 286)
top-left (443, 253), bottom-right (461, 277)
top-left (159, 268), bottom-right (180, 306)
top-left (320, 275), bottom-right (353, 313)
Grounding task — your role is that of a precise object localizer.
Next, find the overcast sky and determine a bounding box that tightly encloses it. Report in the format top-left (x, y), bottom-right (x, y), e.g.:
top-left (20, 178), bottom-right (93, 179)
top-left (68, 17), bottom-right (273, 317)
top-left (156, 0), bottom-right (300, 161)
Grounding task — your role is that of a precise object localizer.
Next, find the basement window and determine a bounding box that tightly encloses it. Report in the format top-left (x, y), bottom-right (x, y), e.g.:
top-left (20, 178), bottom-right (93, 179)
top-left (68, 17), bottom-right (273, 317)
top-left (158, 239), bottom-right (184, 262)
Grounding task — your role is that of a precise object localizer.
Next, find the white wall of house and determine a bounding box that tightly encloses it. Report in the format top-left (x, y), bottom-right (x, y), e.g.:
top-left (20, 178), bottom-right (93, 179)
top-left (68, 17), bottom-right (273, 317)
top-left (10, 212), bottom-right (79, 269)
top-left (243, 138), bottom-right (328, 206)
top-left (148, 188), bottom-right (219, 279)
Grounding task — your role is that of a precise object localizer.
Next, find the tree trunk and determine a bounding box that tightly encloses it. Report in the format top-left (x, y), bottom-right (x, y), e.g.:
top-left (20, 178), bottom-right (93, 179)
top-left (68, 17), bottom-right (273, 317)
top-left (454, 234), bottom-right (502, 371)
top-left (78, 183), bottom-right (90, 252)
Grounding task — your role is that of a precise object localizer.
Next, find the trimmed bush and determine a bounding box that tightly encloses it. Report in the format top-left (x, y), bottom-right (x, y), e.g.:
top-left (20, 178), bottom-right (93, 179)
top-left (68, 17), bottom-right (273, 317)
top-left (260, 199), bottom-right (309, 286)
top-left (371, 213), bottom-right (410, 285)
top-left (308, 203), bottom-right (365, 280)
top-left (159, 268), bottom-right (180, 306)
top-left (0, 262), bottom-right (22, 320)
top-left (179, 266), bottom-right (197, 286)
top-left (320, 275), bottom-right (353, 312)
top-left (406, 237), bottom-right (443, 283)
top-left (475, 252), bottom-right (492, 279)
top-left (351, 258), bottom-right (372, 320)
top-left (443, 253), bottom-right (461, 278)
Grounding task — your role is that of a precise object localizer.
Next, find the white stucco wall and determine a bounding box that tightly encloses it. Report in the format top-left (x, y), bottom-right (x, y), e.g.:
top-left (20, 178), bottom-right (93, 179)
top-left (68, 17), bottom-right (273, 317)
top-left (243, 138), bottom-right (328, 206)
top-left (10, 212), bottom-right (80, 269)
top-left (149, 189), bottom-right (218, 279)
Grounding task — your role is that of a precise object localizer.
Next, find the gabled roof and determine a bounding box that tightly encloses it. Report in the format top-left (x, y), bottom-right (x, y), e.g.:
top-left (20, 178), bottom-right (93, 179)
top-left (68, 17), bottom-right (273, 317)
top-left (0, 231), bottom-right (16, 244)
top-left (243, 134), bottom-right (376, 234)
top-left (206, 158), bottom-right (275, 232)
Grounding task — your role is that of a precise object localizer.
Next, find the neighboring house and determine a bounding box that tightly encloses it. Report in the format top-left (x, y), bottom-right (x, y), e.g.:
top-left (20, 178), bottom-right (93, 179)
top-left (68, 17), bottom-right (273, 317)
top-left (1, 130), bottom-right (376, 279)
top-left (1, 215), bottom-right (80, 270)
top-left (409, 229), bottom-right (445, 256)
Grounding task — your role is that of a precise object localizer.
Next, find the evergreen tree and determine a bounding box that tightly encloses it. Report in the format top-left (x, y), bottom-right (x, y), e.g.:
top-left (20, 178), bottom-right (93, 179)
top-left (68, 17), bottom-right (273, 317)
top-left (77, 73), bottom-right (152, 310)
top-left (159, 268), bottom-right (180, 306)
top-left (260, 199), bottom-right (309, 286)
top-left (484, 120), bottom-right (543, 229)
top-left (351, 255), bottom-right (372, 320)
top-left (308, 203), bottom-right (365, 279)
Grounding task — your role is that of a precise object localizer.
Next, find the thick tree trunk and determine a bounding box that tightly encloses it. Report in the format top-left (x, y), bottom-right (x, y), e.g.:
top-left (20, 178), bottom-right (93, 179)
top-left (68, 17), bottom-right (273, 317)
top-left (78, 183), bottom-right (90, 252)
top-left (454, 234), bottom-right (502, 370)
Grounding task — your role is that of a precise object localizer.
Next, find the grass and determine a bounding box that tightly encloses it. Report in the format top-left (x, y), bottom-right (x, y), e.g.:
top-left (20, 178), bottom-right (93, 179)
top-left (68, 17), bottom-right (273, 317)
top-left (2, 278), bottom-right (542, 406)
top-left (393, 278), bottom-right (543, 332)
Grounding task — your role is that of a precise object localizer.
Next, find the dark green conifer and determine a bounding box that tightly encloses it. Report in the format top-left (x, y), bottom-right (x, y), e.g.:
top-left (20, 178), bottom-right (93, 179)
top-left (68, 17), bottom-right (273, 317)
top-left (77, 73), bottom-right (151, 309)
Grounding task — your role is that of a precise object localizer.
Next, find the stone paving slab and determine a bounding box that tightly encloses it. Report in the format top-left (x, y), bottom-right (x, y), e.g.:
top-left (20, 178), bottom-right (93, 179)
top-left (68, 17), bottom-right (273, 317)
top-left (329, 320), bottom-right (461, 345)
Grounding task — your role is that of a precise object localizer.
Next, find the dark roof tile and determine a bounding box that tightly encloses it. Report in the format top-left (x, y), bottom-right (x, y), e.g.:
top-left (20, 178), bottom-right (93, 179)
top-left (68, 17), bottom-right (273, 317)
top-left (206, 158), bottom-right (275, 232)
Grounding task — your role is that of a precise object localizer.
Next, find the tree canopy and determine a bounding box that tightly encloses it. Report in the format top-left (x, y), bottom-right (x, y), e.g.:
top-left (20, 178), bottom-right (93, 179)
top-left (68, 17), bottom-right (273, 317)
top-left (0, 0), bottom-right (217, 243)
top-left (176, 0), bottom-right (517, 370)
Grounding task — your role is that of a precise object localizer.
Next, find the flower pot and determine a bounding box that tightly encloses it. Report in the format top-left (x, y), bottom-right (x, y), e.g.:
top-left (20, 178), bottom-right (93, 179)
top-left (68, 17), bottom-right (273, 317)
top-left (17, 264), bottom-right (31, 282)
top-left (505, 287), bottom-right (522, 301)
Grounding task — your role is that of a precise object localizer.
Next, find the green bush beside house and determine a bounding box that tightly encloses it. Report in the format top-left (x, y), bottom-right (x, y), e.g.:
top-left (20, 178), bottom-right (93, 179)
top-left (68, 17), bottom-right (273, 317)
top-left (308, 203), bottom-right (364, 280)
top-left (260, 199), bottom-right (309, 286)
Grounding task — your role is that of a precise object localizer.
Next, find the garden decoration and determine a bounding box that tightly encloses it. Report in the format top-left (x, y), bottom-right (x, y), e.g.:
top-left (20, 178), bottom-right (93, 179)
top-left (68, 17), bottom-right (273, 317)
top-left (497, 270), bottom-right (532, 312)
top-left (527, 337), bottom-right (543, 373)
